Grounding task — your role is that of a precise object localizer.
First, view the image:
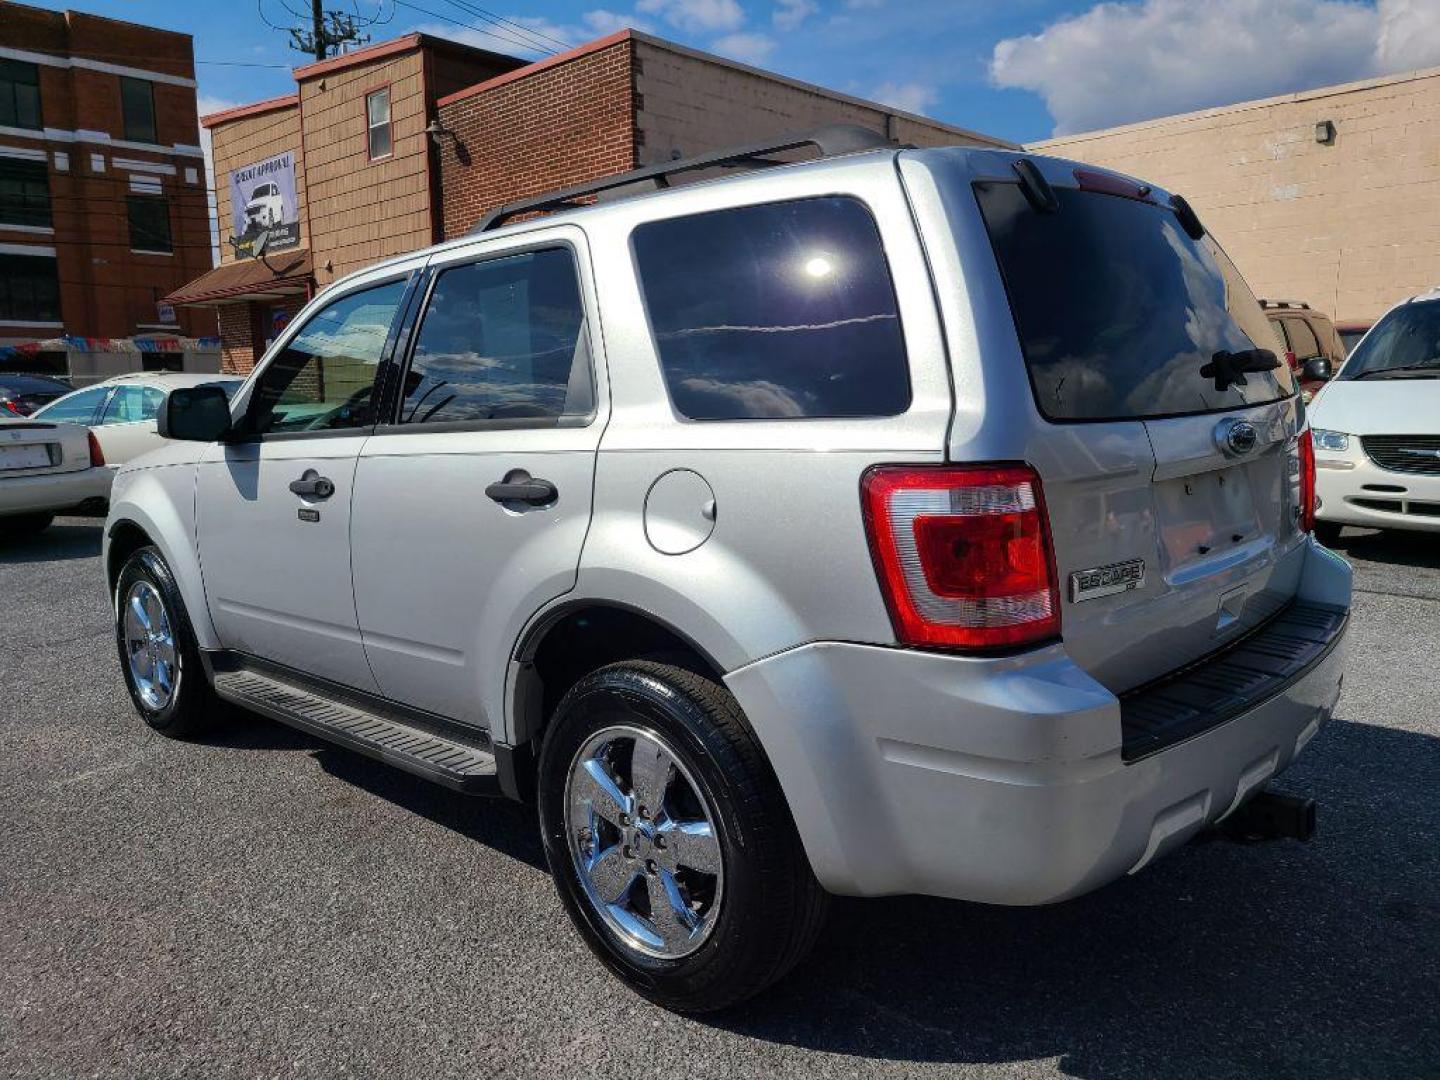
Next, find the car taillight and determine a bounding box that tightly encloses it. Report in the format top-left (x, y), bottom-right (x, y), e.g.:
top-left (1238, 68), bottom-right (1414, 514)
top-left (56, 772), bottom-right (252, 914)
top-left (862, 464), bottom-right (1060, 651)
top-left (1285, 349), bottom-right (1299, 373)
top-left (87, 430), bottom-right (105, 468)
top-left (1298, 428), bottom-right (1316, 533)
top-left (1, 398), bottom-right (24, 416)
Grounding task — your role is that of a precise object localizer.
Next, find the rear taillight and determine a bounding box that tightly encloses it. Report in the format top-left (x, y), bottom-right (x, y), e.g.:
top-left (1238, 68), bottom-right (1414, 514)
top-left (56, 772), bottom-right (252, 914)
top-left (1298, 428), bottom-right (1316, 533)
top-left (1, 398), bottom-right (24, 416)
top-left (862, 464), bottom-right (1060, 651)
top-left (87, 430), bottom-right (105, 468)
top-left (1285, 349), bottom-right (1299, 373)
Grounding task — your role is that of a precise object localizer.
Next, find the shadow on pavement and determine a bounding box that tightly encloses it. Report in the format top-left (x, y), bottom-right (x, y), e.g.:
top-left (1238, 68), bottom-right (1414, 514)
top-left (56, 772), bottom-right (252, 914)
top-left (1326, 526), bottom-right (1440, 571)
top-left (714, 718), bottom-right (1439, 1078)
top-left (0, 518), bottom-right (102, 563)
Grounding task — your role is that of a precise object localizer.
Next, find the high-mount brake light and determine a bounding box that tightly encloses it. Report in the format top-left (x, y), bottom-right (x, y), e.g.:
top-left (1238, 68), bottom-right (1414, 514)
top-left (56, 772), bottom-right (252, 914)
top-left (862, 464), bottom-right (1061, 651)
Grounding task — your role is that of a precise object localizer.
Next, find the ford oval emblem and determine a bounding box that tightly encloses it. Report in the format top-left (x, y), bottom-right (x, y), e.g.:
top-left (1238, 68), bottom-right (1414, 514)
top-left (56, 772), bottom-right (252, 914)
top-left (1216, 418), bottom-right (1258, 456)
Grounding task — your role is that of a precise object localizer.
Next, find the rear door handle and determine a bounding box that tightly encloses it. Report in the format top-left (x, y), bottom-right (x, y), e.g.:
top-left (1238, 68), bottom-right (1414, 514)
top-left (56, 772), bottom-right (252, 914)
top-left (289, 472), bottom-right (335, 499)
top-left (486, 473), bottom-right (557, 506)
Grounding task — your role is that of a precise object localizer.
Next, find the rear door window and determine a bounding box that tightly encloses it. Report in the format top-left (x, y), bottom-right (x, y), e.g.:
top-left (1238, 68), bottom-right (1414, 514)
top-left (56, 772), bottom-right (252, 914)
top-left (633, 196), bottom-right (909, 420)
top-left (975, 181), bottom-right (1294, 421)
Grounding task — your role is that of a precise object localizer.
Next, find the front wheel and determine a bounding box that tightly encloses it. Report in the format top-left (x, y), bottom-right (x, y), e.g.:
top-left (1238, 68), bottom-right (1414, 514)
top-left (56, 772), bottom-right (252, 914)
top-left (114, 546), bottom-right (222, 737)
top-left (538, 661), bottom-right (828, 1013)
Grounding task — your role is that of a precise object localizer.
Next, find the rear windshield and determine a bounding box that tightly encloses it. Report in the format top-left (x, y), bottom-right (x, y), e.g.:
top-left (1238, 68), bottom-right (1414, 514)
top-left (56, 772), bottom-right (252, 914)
top-left (975, 181), bottom-right (1294, 421)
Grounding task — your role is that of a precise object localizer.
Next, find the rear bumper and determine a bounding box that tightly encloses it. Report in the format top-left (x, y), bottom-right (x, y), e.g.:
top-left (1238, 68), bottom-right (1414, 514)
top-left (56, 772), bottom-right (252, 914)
top-left (1315, 443), bottom-right (1440, 532)
top-left (726, 539), bottom-right (1351, 904)
top-left (0, 467), bottom-right (110, 517)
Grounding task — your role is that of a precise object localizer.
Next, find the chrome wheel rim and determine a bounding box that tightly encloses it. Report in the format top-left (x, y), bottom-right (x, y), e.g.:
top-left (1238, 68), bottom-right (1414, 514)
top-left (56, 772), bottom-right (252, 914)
top-left (122, 580), bottom-right (178, 711)
top-left (564, 724), bottom-right (725, 960)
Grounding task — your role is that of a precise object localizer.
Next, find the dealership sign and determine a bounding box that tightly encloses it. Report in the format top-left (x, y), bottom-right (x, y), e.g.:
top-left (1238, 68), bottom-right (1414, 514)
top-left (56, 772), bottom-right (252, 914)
top-left (228, 151), bottom-right (300, 258)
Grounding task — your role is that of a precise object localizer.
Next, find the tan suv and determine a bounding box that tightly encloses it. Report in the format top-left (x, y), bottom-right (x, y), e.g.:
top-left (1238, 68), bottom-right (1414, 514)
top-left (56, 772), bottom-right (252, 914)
top-left (1263, 299), bottom-right (1345, 399)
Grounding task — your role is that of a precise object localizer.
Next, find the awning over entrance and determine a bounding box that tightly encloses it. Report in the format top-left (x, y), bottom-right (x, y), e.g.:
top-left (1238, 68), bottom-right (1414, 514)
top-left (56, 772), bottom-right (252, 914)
top-left (165, 250), bottom-right (314, 306)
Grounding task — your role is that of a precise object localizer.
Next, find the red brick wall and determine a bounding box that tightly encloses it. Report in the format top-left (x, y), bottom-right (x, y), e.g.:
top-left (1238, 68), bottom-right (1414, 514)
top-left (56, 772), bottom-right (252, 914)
top-left (436, 38), bottom-right (636, 240)
top-left (216, 296), bottom-right (305, 374)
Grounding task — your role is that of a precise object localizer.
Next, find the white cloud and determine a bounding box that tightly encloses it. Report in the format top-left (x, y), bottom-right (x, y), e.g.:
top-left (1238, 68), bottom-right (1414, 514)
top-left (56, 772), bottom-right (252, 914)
top-left (870, 79), bottom-right (938, 115)
top-left (636, 0), bottom-right (746, 33)
top-left (773, 0), bottom-right (817, 30)
top-left (991, 0), bottom-right (1440, 136)
top-left (711, 31), bottom-right (777, 64)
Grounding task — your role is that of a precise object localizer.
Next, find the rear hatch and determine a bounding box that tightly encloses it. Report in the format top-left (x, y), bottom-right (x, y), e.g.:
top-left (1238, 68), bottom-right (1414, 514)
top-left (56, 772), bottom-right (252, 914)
top-left (968, 164), bottom-right (1307, 694)
top-left (0, 421), bottom-right (90, 478)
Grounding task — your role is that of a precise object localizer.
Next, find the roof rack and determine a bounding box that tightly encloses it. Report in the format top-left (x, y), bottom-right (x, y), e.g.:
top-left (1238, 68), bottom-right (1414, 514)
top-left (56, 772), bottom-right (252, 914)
top-left (1259, 299), bottom-right (1311, 310)
top-left (469, 124), bottom-right (896, 234)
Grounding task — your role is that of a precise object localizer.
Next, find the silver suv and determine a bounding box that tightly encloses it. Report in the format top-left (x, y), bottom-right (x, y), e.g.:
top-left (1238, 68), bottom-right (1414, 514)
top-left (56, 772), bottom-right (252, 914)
top-left (104, 131), bottom-right (1351, 1013)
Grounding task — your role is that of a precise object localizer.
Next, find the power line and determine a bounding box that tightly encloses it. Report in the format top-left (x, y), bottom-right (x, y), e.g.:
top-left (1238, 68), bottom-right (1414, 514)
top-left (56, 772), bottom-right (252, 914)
top-left (388, 0), bottom-right (557, 57)
top-left (439, 0), bottom-right (570, 54)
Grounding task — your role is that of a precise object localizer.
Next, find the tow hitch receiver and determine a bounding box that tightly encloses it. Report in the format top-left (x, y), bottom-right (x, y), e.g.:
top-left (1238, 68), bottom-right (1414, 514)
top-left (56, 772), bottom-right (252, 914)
top-left (1220, 789), bottom-right (1317, 843)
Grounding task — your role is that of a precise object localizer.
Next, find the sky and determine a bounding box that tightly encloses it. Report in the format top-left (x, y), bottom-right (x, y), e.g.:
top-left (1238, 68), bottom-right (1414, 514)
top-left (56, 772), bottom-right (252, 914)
top-left (29, 0), bottom-right (1440, 144)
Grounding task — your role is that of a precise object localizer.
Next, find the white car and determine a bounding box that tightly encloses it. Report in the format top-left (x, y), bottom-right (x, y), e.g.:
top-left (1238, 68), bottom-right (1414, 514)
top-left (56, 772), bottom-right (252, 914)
top-left (245, 182), bottom-right (284, 230)
top-left (33, 373), bottom-right (244, 478)
top-left (1309, 287), bottom-right (1440, 541)
top-left (0, 418), bottom-right (109, 536)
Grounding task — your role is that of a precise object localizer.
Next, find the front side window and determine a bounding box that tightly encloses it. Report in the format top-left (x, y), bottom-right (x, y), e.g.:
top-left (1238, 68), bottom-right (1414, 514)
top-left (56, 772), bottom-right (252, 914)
top-left (633, 196), bottom-right (910, 420)
top-left (0, 159), bottom-right (51, 228)
top-left (120, 77), bottom-right (156, 143)
top-left (101, 385), bottom-right (166, 424)
top-left (974, 181), bottom-right (1293, 420)
top-left (34, 385), bottom-right (108, 424)
top-left (400, 248), bottom-right (591, 425)
top-left (366, 88), bottom-right (392, 160)
top-left (245, 280), bottom-right (407, 435)
top-left (127, 196), bottom-right (172, 253)
top-left (0, 253), bottom-right (60, 322)
top-left (0, 60), bottom-right (41, 130)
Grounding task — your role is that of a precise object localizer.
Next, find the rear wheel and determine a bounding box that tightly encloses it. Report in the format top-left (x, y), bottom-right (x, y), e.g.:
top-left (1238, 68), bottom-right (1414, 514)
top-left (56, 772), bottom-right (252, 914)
top-left (538, 661), bottom-right (828, 1013)
top-left (2, 512), bottom-right (54, 539)
top-left (115, 546), bottom-right (222, 737)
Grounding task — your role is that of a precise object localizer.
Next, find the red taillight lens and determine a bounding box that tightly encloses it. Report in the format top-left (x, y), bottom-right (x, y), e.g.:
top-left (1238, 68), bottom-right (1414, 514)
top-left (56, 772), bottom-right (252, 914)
top-left (2, 398), bottom-right (24, 416)
top-left (1285, 349), bottom-right (1299, 373)
top-left (862, 464), bottom-right (1060, 651)
top-left (1298, 428), bottom-right (1316, 533)
top-left (87, 429), bottom-right (105, 468)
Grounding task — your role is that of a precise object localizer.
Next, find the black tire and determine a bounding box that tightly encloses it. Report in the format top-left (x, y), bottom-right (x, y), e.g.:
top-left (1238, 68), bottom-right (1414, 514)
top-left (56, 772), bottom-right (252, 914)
top-left (114, 545), bottom-right (222, 737)
top-left (3, 512), bottom-right (54, 539)
top-left (1314, 521), bottom-right (1343, 547)
top-left (538, 660), bottom-right (829, 1014)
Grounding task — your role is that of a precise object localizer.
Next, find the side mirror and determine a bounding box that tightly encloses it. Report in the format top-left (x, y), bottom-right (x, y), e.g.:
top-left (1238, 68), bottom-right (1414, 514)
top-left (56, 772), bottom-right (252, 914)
top-left (158, 385), bottom-right (234, 442)
top-left (1301, 355), bottom-right (1333, 382)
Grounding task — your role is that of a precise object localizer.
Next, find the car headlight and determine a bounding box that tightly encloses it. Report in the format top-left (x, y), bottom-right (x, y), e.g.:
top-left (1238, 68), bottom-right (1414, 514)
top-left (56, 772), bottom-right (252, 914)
top-left (1312, 429), bottom-right (1350, 452)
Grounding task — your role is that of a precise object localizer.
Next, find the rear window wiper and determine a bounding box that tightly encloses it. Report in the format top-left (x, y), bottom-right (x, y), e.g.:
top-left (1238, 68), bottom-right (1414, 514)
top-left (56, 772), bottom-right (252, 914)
top-left (1200, 347), bottom-right (1279, 392)
top-left (1353, 362), bottom-right (1440, 380)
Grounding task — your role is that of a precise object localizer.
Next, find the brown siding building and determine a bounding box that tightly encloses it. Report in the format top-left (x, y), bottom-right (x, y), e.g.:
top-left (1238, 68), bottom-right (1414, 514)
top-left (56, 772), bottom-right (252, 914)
top-left (177, 28), bottom-right (1011, 374)
top-left (1031, 66), bottom-right (1440, 324)
top-left (0, 1), bottom-right (216, 381)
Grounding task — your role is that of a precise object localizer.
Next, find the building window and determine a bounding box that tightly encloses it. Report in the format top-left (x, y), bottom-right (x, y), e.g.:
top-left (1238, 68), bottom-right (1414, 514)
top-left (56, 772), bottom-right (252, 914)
top-left (120, 76), bottom-right (157, 144)
top-left (0, 253), bottom-right (61, 322)
top-left (366, 88), bottom-right (392, 160)
top-left (0, 159), bottom-right (51, 228)
top-left (0, 60), bottom-right (42, 131)
top-left (126, 195), bottom-right (172, 253)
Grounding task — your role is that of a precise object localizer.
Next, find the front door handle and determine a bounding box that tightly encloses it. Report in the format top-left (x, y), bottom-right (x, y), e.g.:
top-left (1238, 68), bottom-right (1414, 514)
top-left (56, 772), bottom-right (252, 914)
top-left (289, 471), bottom-right (335, 499)
top-left (486, 472), bottom-right (557, 506)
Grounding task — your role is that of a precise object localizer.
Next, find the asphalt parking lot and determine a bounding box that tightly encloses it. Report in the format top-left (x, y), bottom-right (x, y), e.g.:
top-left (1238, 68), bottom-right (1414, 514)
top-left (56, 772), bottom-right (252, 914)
top-left (1, 520), bottom-right (1437, 1079)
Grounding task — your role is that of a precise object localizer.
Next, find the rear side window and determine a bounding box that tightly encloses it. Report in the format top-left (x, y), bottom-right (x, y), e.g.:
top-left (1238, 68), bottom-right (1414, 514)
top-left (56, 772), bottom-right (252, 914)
top-left (975, 182), bottom-right (1294, 421)
top-left (633, 196), bottom-right (909, 420)
top-left (399, 248), bottom-right (591, 425)
top-left (1285, 317), bottom-right (1321, 359)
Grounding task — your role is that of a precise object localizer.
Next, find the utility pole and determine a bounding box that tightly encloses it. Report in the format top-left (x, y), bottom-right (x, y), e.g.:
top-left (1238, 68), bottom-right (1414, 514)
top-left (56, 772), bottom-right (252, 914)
top-left (284, 1), bottom-right (372, 62)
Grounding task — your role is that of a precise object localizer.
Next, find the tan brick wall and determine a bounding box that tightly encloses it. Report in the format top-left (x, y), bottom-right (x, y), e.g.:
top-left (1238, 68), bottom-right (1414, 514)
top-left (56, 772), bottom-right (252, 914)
top-left (436, 39), bottom-right (636, 240)
top-left (1032, 68), bottom-right (1440, 323)
top-left (633, 37), bottom-right (1009, 165)
top-left (210, 103), bottom-right (305, 267)
top-left (300, 51), bottom-right (433, 285)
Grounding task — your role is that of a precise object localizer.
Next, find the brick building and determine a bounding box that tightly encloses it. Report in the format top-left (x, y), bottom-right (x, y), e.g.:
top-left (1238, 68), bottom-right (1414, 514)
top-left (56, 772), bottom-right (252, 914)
top-left (0, 1), bottom-right (217, 382)
top-left (1031, 66), bottom-right (1440, 324)
top-left (173, 28), bottom-right (1011, 373)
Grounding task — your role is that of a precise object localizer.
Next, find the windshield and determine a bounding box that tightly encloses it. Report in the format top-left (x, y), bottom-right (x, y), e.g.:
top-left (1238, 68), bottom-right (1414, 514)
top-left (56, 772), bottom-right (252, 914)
top-left (1339, 301), bottom-right (1440, 379)
top-left (975, 181), bottom-right (1294, 420)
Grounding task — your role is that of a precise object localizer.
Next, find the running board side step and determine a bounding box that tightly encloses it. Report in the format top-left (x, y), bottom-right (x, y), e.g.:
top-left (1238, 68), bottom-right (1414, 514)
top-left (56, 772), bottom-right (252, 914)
top-left (211, 667), bottom-right (501, 795)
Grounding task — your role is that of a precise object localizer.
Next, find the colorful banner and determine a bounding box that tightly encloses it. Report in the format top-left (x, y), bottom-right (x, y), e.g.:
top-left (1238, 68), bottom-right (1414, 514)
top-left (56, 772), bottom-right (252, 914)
top-left (0, 336), bottom-right (221, 359)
